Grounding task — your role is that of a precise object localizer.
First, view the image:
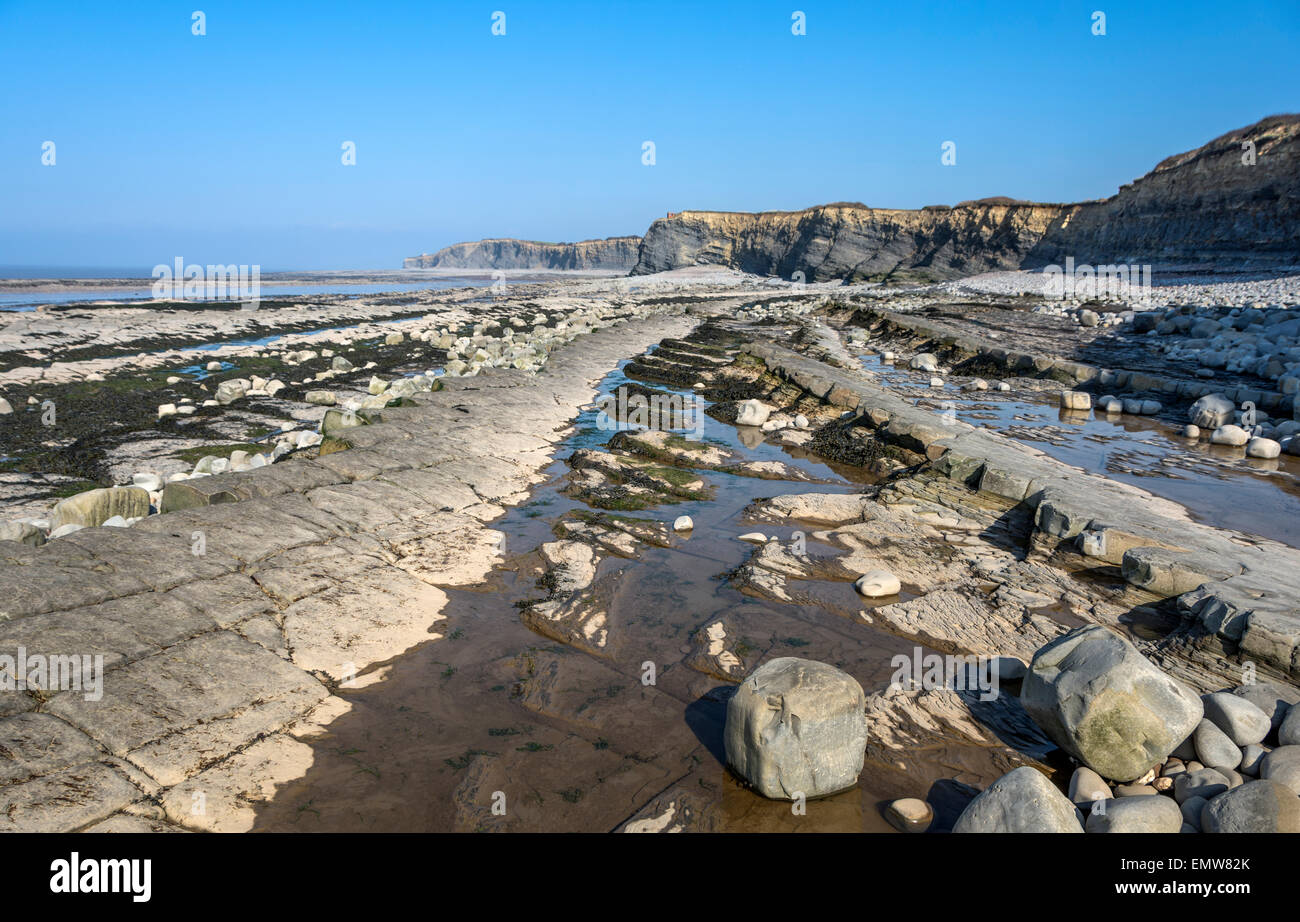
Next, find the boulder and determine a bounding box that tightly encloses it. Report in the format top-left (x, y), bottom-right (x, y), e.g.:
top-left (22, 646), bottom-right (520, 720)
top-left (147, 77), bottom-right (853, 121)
top-left (1060, 391), bottom-right (1091, 411)
top-left (1180, 795), bottom-right (1208, 830)
top-left (672, 515), bottom-right (693, 532)
top-left (1084, 794), bottom-right (1182, 833)
top-left (1240, 744), bottom-right (1268, 777)
top-left (1189, 393), bottom-right (1235, 429)
top-left (853, 570), bottom-right (901, 598)
top-left (1280, 703), bottom-right (1300, 746)
top-left (1200, 780), bottom-right (1300, 833)
top-left (952, 766), bottom-right (1083, 833)
top-left (1174, 767), bottom-right (1231, 803)
top-left (50, 486), bottom-right (150, 530)
top-left (724, 657), bottom-right (867, 800)
top-left (1232, 683), bottom-right (1299, 734)
top-left (1210, 424), bottom-right (1249, 447)
top-left (1247, 437), bottom-right (1281, 459)
top-left (1021, 627), bottom-right (1203, 782)
top-left (1200, 692), bottom-right (1270, 746)
top-left (1260, 745), bottom-right (1300, 795)
top-left (1192, 718), bottom-right (1243, 770)
top-left (909, 353), bottom-right (939, 372)
top-left (735, 400), bottom-right (773, 427)
top-left (1068, 766), bottom-right (1111, 805)
top-left (214, 378), bottom-right (249, 405)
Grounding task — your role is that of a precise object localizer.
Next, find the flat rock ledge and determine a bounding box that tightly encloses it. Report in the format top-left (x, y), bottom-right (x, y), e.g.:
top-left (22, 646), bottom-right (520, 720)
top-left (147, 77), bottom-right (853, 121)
top-left (0, 313), bottom-right (695, 832)
top-left (740, 340), bottom-right (1300, 683)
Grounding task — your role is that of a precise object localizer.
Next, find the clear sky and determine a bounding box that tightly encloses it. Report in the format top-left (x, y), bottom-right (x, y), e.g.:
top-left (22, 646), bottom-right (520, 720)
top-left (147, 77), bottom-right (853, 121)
top-left (2, 0), bottom-right (1297, 272)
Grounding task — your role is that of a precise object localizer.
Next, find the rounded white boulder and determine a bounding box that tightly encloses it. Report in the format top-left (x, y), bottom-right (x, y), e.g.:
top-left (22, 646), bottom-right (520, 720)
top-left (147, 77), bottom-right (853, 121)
top-left (854, 570), bottom-right (901, 598)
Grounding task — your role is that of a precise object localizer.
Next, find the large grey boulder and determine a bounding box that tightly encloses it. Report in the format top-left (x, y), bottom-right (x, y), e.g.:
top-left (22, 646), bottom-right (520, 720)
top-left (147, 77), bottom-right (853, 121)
top-left (1201, 780), bottom-right (1300, 833)
top-left (1232, 683), bottom-right (1298, 734)
top-left (1260, 745), bottom-right (1300, 795)
top-left (1084, 794), bottom-right (1182, 833)
top-left (723, 657), bottom-right (866, 800)
top-left (1279, 702), bottom-right (1300, 746)
top-left (1189, 393), bottom-right (1235, 429)
top-left (50, 486), bottom-right (150, 530)
top-left (1201, 691), bottom-right (1271, 746)
top-left (1175, 767), bottom-right (1231, 803)
top-left (1193, 718), bottom-right (1243, 770)
top-left (1021, 627), bottom-right (1203, 782)
top-left (953, 766), bottom-right (1083, 833)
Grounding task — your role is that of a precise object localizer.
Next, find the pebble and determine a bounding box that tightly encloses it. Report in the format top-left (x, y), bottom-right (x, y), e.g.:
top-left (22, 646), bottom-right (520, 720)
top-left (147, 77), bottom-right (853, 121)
top-left (883, 798), bottom-right (933, 833)
top-left (1115, 783), bottom-right (1158, 797)
top-left (1068, 766), bottom-right (1111, 805)
top-left (1240, 744), bottom-right (1268, 776)
top-left (1179, 795), bottom-right (1208, 831)
top-left (1174, 767), bottom-right (1230, 803)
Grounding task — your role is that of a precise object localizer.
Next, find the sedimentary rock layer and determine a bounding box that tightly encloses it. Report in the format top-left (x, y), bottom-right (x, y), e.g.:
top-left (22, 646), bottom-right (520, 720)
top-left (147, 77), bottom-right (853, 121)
top-left (740, 339), bottom-right (1300, 683)
top-left (0, 312), bottom-right (694, 832)
top-left (405, 236), bottom-right (642, 270)
top-left (632, 201), bottom-right (1067, 283)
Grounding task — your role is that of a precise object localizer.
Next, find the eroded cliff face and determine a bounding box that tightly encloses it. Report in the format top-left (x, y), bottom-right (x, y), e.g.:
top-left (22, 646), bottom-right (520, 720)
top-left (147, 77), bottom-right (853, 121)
top-left (1025, 115), bottom-right (1300, 269)
top-left (405, 236), bottom-right (641, 271)
top-left (631, 201), bottom-right (1069, 283)
top-left (632, 115), bottom-right (1300, 280)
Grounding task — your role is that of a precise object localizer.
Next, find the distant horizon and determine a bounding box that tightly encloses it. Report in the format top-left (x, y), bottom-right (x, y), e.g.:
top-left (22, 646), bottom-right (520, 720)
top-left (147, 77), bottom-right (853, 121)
top-left (4, 0), bottom-right (1298, 270)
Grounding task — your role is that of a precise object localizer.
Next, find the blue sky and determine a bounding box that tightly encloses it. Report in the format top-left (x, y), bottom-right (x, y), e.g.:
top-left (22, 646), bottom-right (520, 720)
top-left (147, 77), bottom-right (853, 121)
top-left (2, 0), bottom-right (1297, 271)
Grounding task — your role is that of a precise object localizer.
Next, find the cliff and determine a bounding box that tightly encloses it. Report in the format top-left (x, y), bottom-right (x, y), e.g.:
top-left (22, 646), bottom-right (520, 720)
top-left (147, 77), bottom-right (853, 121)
top-left (631, 115), bottom-right (1300, 280)
top-left (1024, 115), bottom-right (1300, 269)
top-left (405, 236), bottom-right (641, 271)
top-left (631, 200), bottom-right (1069, 283)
